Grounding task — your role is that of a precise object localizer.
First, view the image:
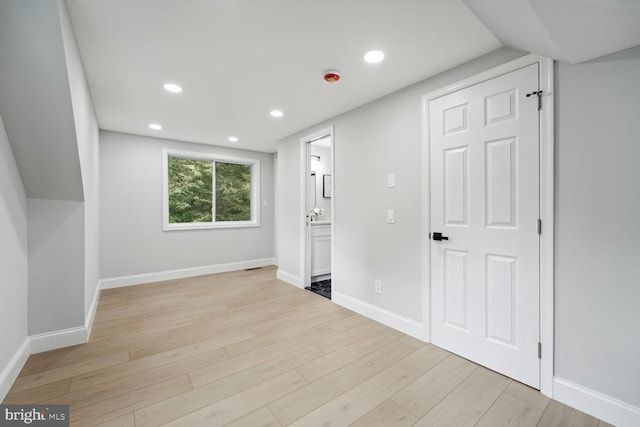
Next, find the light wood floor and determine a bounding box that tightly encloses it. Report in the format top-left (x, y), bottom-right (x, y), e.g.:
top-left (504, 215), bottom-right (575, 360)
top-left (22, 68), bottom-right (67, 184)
top-left (4, 266), bottom-right (611, 426)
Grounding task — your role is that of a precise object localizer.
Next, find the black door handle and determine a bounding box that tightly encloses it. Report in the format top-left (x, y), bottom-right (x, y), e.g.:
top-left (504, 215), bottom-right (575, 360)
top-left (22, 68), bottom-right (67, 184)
top-left (431, 232), bottom-right (449, 241)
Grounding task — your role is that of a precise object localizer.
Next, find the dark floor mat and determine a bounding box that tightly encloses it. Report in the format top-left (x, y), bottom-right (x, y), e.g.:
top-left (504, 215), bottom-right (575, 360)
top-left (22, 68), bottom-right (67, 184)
top-left (305, 279), bottom-right (331, 299)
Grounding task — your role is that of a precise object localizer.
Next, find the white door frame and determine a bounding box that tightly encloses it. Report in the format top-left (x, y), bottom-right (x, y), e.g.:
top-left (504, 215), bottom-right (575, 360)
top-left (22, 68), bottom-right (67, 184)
top-left (421, 54), bottom-right (554, 397)
top-left (300, 126), bottom-right (334, 290)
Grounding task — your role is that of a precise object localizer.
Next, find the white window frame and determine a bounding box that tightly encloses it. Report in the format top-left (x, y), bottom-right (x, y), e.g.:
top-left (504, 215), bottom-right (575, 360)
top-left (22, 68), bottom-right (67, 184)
top-left (163, 148), bottom-right (260, 230)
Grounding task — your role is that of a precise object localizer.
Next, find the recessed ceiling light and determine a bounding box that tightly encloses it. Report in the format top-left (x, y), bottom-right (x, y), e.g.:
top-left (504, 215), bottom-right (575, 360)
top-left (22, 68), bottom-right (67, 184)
top-left (163, 83), bottom-right (182, 93)
top-left (364, 50), bottom-right (385, 64)
top-left (270, 109), bottom-right (284, 118)
top-left (149, 123), bottom-right (162, 130)
top-left (228, 136), bottom-right (239, 143)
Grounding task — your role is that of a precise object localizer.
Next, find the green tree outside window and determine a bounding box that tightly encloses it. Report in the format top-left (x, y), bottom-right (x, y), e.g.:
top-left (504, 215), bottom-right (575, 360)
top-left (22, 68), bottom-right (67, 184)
top-left (168, 156), bottom-right (252, 224)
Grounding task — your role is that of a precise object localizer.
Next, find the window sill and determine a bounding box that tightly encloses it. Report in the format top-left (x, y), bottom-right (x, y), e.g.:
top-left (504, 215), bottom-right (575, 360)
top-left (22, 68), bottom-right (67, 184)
top-left (163, 221), bottom-right (260, 231)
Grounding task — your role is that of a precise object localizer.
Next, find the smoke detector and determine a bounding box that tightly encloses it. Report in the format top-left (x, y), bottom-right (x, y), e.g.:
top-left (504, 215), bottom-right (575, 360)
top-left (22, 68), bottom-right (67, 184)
top-left (323, 69), bottom-right (341, 83)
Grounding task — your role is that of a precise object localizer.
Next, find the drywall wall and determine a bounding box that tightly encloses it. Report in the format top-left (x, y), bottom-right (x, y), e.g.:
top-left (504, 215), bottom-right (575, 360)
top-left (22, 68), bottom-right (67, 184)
top-left (58, 0), bottom-right (100, 321)
top-left (555, 46), bottom-right (640, 408)
top-left (276, 138), bottom-right (303, 283)
top-left (0, 0), bottom-right (84, 201)
top-left (27, 199), bottom-right (85, 335)
top-left (100, 131), bottom-right (275, 279)
top-left (0, 114), bottom-right (29, 398)
top-left (277, 47), bottom-right (526, 321)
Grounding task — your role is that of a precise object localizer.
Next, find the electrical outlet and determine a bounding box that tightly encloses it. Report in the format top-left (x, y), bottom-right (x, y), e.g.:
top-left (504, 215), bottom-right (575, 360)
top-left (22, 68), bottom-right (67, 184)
top-left (375, 280), bottom-right (382, 294)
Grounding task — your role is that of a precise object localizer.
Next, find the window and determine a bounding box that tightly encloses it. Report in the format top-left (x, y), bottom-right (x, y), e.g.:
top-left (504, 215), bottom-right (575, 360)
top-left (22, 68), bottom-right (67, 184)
top-left (163, 149), bottom-right (260, 230)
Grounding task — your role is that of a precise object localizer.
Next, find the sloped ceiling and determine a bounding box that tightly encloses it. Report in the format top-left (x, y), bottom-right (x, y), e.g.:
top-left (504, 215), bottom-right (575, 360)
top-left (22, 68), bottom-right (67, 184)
top-left (464, 0), bottom-right (640, 64)
top-left (0, 0), bottom-right (84, 201)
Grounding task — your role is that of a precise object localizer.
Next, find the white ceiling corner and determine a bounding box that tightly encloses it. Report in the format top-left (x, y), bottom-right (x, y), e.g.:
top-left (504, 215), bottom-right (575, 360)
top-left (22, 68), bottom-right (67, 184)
top-left (464, 0), bottom-right (640, 64)
top-left (463, 0), bottom-right (569, 62)
top-left (530, 0), bottom-right (640, 64)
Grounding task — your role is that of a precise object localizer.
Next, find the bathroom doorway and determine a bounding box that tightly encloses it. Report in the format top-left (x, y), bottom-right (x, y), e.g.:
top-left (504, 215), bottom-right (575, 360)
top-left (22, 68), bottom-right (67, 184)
top-left (301, 128), bottom-right (333, 299)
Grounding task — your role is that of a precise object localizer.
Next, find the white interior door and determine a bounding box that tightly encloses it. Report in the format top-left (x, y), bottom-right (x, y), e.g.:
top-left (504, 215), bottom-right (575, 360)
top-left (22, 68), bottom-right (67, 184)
top-left (429, 64), bottom-right (540, 388)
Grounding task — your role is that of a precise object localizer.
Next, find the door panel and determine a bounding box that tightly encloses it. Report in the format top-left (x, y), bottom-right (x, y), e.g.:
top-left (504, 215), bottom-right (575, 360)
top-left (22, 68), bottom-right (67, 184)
top-left (430, 64), bottom-right (540, 388)
top-left (444, 249), bottom-right (469, 331)
top-left (444, 147), bottom-right (469, 225)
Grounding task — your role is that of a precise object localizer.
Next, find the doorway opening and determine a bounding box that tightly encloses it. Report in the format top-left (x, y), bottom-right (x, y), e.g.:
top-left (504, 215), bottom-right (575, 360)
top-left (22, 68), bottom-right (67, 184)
top-left (301, 127), bottom-right (334, 299)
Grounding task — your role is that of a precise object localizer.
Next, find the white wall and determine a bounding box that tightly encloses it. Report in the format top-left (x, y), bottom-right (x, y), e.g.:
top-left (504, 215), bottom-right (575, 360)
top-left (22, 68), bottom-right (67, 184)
top-left (100, 131), bottom-right (275, 280)
top-left (555, 46), bottom-right (640, 408)
top-left (58, 0), bottom-right (100, 321)
top-left (28, 199), bottom-right (85, 335)
top-left (0, 114), bottom-right (29, 399)
top-left (276, 138), bottom-right (304, 284)
top-left (277, 48), bottom-right (526, 321)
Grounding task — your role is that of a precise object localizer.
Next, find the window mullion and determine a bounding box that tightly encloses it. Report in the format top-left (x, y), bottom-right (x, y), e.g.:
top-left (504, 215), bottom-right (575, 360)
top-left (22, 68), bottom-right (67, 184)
top-left (211, 161), bottom-right (216, 224)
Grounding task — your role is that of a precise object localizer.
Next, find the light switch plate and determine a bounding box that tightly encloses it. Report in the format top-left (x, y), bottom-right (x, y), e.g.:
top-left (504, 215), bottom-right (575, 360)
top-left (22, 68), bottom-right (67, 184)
top-left (387, 173), bottom-right (396, 188)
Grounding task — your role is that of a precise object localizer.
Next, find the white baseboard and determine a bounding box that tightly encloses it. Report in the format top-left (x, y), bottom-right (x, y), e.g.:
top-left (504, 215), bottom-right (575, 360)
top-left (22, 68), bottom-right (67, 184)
top-left (0, 338), bottom-right (30, 401)
top-left (85, 282), bottom-right (100, 341)
top-left (332, 291), bottom-right (424, 340)
top-left (276, 269), bottom-right (303, 288)
top-left (29, 326), bottom-right (88, 354)
top-left (553, 377), bottom-right (640, 427)
top-left (100, 258), bottom-right (276, 290)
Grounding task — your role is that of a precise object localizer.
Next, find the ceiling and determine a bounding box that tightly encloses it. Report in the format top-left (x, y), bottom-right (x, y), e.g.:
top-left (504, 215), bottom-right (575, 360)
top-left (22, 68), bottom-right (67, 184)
top-left (66, 0), bottom-right (640, 153)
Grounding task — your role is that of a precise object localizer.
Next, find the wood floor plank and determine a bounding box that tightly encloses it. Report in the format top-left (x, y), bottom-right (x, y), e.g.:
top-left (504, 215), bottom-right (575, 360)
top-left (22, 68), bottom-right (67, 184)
top-left (287, 365), bottom-right (415, 427)
top-left (188, 326), bottom-right (335, 388)
top-left (475, 391), bottom-right (544, 427)
top-left (398, 334), bottom-right (428, 349)
top-left (136, 345), bottom-right (319, 426)
top-left (394, 343), bottom-right (449, 377)
top-left (46, 348), bottom-right (228, 411)
top-left (269, 339), bottom-right (416, 426)
top-left (413, 366), bottom-right (510, 427)
top-left (9, 351), bottom-right (130, 394)
top-left (313, 320), bottom-right (391, 354)
top-left (92, 412), bottom-right (135, 427)
top-left (89, 316), bottom-right (130, 332)
top-left (2, 378), bottom-right (71, 404)
top-left (296, 326), bottom-right (402, 383)
top-left (92, 295), bottom-right (191, 323)
top-left (70, 374), bottom-right (193, 426)
top-left (504, 380), bottom-right (550, 411)
top-left (537, 400), bottom-right (600, 427)
top-left (392, 353), bottom-right (477, 418)
top-left (69, 331), bottom-right (247, 391)
top-left (224, 406), bottom-right (282, 427)
top-left (223, 309), bottom-right (352, 358)
top-left (350, 398), bottom-right (418, 427)
top-left (162, 370), bottom-right (307, 427)
top-left (128, 326), bottom-right (255, 361)
top-left (327, 312), bottom-right (372, 332)
top-left (20, 330), bottom-right (171, 378)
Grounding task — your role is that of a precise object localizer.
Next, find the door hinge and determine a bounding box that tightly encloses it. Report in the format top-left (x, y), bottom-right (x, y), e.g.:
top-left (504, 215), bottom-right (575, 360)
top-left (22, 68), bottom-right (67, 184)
top-left (537, 218), bottom-right (542, 235)
top-left (526, 90), bottom-right (543, 110)
top-left (538, 342), bottom-right (542, 359)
